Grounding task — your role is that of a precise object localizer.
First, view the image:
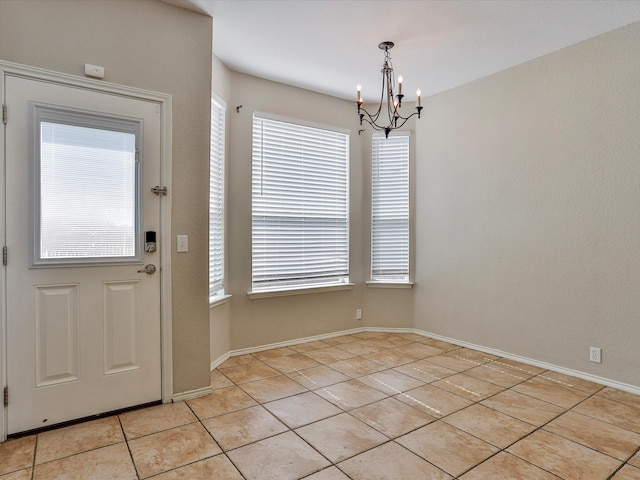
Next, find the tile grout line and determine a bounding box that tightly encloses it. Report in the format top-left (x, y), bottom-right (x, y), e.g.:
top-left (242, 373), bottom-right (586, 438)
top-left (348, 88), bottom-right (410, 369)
top-left (390, 360), bottom-right (543, 479)
top-left (483, 384), bottom-right (632, 479)
top-left (217, 356), bottom-right (355, 477)
top-left (30, 433), bottom-right (38, 480)
top-left (219, 364), bottom-right (349, 479)
top-left (185, 397), bottom-right (249, 480)
top-left (355, 340), bottom-right (506, 477)
top-left (117, 415), bottom-right (142, 480)
top-left (23, 426), bottom-right (133, 479)
top-left (616, 445), bottom-right (640, 478)
top-left (404, 356), bottom-right (608, 478)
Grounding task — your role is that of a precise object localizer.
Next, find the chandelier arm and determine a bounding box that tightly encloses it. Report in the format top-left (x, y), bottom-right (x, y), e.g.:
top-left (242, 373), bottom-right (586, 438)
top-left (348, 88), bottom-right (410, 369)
top-left (360, 106), bottom-right (424, 137)
top-left (359, 104), bottom-right (423, 125)
top-left (390, 106), bottom-right (418, 123)
top-left (390, 107), bottom-right (424, 130)
top-left (358, 106), bottom-right (384, 128)
top-left (359, 117), bottom-right (382, 131)
top-left (392, 113), bottom-right (415, 131)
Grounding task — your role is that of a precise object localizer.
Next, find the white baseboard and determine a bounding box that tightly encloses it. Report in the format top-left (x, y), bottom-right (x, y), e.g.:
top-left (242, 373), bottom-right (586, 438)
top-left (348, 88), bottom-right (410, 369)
top-left (222, 327), bottom-right (367, 359)
top-left (209, 326), bottom-right (640, 396)
top-left (411, 329), bottom-right (640, 396)
top-left (172, 385), bottom-right (214, 403)
top-left (210, 352), bottom-right (231, 371)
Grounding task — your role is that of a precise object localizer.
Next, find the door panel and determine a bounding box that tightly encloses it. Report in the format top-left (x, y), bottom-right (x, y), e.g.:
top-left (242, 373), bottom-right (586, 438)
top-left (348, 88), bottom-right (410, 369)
top-left (5, 75), bottom-right (162, 434)
top-left (103, 280), bottom-right (142, 374)
top-left (34, 283), bottom-right (80, 387)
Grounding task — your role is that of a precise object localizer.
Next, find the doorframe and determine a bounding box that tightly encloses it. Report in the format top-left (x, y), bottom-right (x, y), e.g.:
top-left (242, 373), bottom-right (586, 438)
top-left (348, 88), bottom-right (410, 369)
top-left (0, 60), bottom-right (173, 442)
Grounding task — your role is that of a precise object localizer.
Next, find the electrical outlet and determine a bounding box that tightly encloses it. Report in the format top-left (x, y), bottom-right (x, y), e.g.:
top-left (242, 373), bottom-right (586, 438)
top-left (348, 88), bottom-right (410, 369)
top-left (590, 346), bottom-right (602, 364)
top-left (356, 308), bottom-right (362, 320)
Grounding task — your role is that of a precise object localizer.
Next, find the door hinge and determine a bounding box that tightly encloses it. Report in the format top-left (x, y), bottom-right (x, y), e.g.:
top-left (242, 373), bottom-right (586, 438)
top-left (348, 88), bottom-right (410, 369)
top-left (3, 386), bottom-right (7, 407)
top-left (151, 186), bottom-right (168, 196)
top-left (2, 246), bottom-right (6, 266)
top-left (2, 104), bottom-right (7, 124)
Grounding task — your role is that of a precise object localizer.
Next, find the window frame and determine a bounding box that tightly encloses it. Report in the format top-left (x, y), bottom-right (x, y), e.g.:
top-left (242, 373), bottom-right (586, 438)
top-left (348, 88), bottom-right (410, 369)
top-left (209, 95), bottom-right (226, 301)
top-left (369, 131), bottom-right (412, 285)
top-left (250, 113), bottom-right (351, 296)
top-left (30, 102), bottom-right (143, 267)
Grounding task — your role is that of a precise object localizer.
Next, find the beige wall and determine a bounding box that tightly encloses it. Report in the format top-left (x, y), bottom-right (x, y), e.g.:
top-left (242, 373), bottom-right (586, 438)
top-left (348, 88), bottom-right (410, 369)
top-left (415, 21), bottom-right (640, 387)
top-left (224, 72), bottom-right (365, 349)
top-left (209, 54), bottom-right (232, 363)
top-left (0, 0), bottom-right (213, 394)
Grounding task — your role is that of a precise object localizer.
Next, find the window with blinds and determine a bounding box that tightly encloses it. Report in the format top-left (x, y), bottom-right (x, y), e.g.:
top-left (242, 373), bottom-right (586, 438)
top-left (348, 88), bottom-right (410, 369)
top-left (371, 133), bottom-right (410, 283)
top-left (251, 114), bottom-right (350, 292)
top-left (33, 105), bottom-right (142, 266)
top-left (209, 97), bottom-right (225, 298)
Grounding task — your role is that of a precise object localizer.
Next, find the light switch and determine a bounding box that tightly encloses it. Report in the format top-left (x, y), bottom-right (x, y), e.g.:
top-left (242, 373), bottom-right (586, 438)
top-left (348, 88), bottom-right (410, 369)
top-left (177, 235), bottom-right (188, 252)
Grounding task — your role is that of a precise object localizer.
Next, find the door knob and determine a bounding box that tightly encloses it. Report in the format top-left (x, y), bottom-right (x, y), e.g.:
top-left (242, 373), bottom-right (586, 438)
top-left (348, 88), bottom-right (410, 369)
top-left (137, 264), bottom-right (156, 274)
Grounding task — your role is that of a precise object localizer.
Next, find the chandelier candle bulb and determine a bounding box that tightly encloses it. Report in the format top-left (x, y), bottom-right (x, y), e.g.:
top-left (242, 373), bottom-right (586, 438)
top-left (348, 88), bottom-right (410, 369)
top-left (417, 89), bottom-right (421, 107)
top-left (357, 84), bottom-right (362, 104)
top-left (398, 75), bottom-right (403, 94)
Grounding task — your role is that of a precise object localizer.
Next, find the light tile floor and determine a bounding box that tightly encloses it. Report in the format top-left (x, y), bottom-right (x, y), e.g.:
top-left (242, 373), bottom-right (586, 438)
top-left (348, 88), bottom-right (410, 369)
top-left (1, 332), bottom-right (640, 479)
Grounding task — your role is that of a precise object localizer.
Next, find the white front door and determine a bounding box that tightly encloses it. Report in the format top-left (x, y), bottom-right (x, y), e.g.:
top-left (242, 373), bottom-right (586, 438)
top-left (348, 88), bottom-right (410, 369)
top-left (4, 74), bottom-right (163, 434)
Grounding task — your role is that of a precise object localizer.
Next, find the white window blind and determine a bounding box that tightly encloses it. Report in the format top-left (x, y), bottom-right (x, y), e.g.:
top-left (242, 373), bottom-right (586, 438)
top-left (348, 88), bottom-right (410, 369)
top-left (209, 97), bottom-right (225, 298)
top-left (251, 114), bottom-right (349, 292)
top-left (371, 134), bottom-right (410, 282)
top-left (38, 120), bottom-right (138, 262)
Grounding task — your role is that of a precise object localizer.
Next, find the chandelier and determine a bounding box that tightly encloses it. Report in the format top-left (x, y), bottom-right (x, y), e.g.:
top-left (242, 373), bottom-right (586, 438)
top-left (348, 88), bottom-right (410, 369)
top-left (356, 41), bottom-right (422, 138)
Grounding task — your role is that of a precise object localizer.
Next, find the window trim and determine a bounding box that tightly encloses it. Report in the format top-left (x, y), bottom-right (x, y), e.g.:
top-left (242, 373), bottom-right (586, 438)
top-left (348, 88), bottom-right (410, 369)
top-left (369, 131), bottom-right (412, 285)
top-left (248, 283), bottom-right (354, 300)
top-left (209, 94), bottom-right (226, 301)
top-left (30, 102), bottom-right (143, 267)
top-left (366, 281), bottom-right (413, 289)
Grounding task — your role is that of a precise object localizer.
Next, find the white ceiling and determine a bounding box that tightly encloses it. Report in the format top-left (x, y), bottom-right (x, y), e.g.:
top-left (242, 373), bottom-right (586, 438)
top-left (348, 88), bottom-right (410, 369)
top-left (165, 0), bottom-right (640, 101)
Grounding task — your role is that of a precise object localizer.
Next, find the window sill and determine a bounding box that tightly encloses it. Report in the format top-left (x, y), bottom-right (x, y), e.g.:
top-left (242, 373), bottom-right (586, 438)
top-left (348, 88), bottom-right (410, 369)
top-left (209, 294), bottom-right (232, 308)
top-left (248, 283), bottom-right (354, 300)
top-left (366, 281), bottom-right (414, 289)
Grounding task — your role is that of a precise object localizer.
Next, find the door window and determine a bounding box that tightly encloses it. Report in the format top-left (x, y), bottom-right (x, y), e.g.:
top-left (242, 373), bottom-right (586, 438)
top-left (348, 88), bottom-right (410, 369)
top-left (32, 104), bottom-right (142, 266)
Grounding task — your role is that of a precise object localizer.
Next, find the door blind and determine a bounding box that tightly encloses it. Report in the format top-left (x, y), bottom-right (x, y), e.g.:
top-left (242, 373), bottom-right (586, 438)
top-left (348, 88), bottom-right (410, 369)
top-left (38, 118), bottom-right (138, 263)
